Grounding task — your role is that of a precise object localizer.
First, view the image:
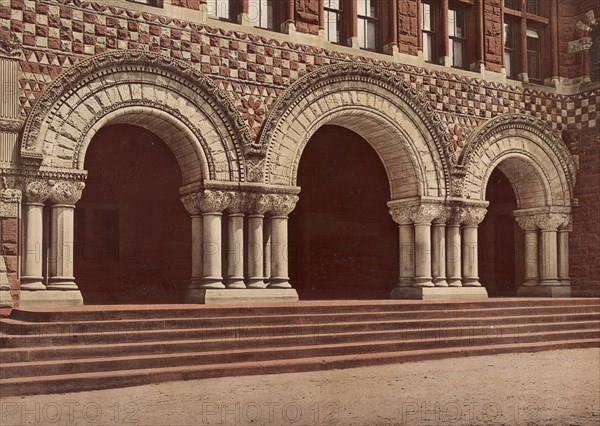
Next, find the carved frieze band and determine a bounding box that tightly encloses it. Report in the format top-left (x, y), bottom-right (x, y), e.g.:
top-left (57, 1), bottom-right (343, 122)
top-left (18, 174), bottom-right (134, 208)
top-left (180, 190), bottom-right (299, 216)
top-left (21, 179), bottom-right (85, 205)
top-left (389, 202), bottom-right (487, 226)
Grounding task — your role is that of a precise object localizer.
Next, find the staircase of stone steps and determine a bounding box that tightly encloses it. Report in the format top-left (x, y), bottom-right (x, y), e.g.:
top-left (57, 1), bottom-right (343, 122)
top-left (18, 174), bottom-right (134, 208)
top-left (1, 298), bottom-right (599, 397)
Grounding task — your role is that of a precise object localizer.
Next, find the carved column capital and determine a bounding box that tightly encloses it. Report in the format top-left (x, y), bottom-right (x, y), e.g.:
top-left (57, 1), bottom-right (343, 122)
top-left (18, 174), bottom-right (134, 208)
top-left (180, 190), bottom-right (232, 215)
top-left (22, 179), bottom-right (53, 204)
top-left (409, 204), bottom-right (445, 225)
top-left (0, 187), bottom-right (21, 217)
top-left (462, 206), bottom-right (487, 226)
top-left (247, 193), bottom-right (271, 215)
top-left (447, 206), bottom-right (468, 225)
top-left (48, 180), bottom-right (85, 205)
top-left (389, 205), bottom-right (413, 225)
top-left (226, 191), bottom-right (249, 214)
top-left (535, 213), bottom-right (570, 232)
top-left (267, 194), bottom-right (299, 217)
top-left (514, 214), bottom-right (538, 232)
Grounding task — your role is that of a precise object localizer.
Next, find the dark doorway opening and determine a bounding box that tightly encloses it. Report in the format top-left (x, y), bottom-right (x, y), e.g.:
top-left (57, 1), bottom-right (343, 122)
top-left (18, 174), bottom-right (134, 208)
top-left (75, 124), bottom-right (191, 304)
top-left (479, 168), bottom-right (521, 296)
top-left (289, 125), bottom-right (398, 299)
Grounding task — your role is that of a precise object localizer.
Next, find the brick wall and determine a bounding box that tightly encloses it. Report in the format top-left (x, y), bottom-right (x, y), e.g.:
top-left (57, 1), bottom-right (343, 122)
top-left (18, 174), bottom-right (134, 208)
top-left (397, 0), bottom-right (418, 56)
top-left (483, 0), bottom-right (503, 73)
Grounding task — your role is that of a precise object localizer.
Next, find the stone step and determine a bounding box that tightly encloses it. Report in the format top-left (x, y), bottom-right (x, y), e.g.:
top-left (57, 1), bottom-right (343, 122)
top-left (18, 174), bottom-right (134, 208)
top-left (2, 319), bottom-right (597, 363)
top-left (2, 305), bottom-right (598, 338)
top-left (1, 337), bottom-right (598, 398)
top-left (7, 298), bottom-right (599, 322)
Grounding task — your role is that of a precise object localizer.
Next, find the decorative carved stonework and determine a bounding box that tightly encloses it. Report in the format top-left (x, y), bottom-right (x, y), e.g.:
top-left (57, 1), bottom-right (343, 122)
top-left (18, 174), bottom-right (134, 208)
top-left (0, 184), bottom-right (21, 217)
top-left (409, 204), bottom-right (445, 225)
top-left (49, 181), bottom-right (85, 205)
top-left (181, 190), bottom-right (232, 215)
top-left (0, 118), bottom-right (25, 133)
top-left (247, 193), bottom-right (271, 216)
top-left (462, 207), bottom-right (487, 226)
top-left (447, 206), bottom-right (468, 225)
top-left (226, 192), bottom-right (249, 214)
top-left (0, 32), bottom-right (21, 58)
top-left (23, 179), bottom-right (53, 204)
top-left (389, 206), bottom-right (413, 225)
top-left (267, 194), bottom-right (299, 217)
top-left (535, 213), bottom-right (570, 232)
top-left (514, 215), bottom-right (538, 232)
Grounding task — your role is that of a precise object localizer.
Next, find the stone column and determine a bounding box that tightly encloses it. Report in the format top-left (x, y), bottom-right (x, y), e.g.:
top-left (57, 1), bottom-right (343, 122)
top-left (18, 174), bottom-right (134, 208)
top-left (246, 193), bottom-right (270, 289)
top-left (225, 192), bottom-right (247, 289)
top-left (181, 190), bottom-right (231, 298)
top-left (446, 207), bottom-right (466, 287)
top-left (558, 216), bottom-right (571, 287)
top-left (263, 218), bottom-right (272, 284)
top-left (536, 213), bottom-right (565, 287)
top-left (461, 206), bottom-right (487, 287)
top-left (20, 180), bottom-right (52, 291)
top-left (389, 206), bottom-right (415, 288)
top-left (47, 181), bottom-right (85, 294)
top-left (410, 204), bottom-right (443, 288)
top-left (267, 194), bottom-right (298, 289)
top-left (514, 214), bottom-right (539, 288)
top-left (432, 210), bottom-right (449, 287)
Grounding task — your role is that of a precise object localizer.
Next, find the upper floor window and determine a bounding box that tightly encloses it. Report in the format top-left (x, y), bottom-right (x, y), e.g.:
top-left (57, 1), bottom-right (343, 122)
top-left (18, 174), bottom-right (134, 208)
top-left (504, 0), bottom-right (520, 11)
top-left (504, 19), bottom-right (517, 79)
top-left (526, 27), bottom-right (542, 82)
top-left (357, 0), bottom-right (380, 51)
top-left (525, 0), bottom-right (540, 15)
top-left (448, 7), bottom-right (466, 69)
top-left (324, 0), bottom-right (344, 44)
top-left (207, 0), bottom-right (233, 21)
top-left (127, 0), bottom-right (163, 7)
top-left (421, 1), bottom-right (436, 63)
top-left (249, 0), bottom-right (275, 30)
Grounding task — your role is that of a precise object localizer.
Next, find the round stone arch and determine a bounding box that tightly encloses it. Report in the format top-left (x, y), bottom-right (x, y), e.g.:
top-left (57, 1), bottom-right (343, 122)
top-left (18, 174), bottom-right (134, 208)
top-left (458, 114), bottom-right (577, 209)
top-left (20, 50), bottom-right (252, 185)
top-left (255, 63), bottom-right (455, 199)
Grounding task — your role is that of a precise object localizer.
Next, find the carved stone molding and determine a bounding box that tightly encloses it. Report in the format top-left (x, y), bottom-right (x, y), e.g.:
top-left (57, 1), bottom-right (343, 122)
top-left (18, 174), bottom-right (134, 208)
top-left (462, 207), bottom-right (487, 226)
top-left (0, 183), bottom-right (21, 217)
top-left (0, 117), bottom-right (25, 133)
top-left (225, 191), bottom-right (249, 214)
top-left (48, 181), bottom-right (86, 205)
top-left (267, 194), bottom-right (299, 217)
top-left (447, 206), bottom-right (468, 225)
top-left (181, 190), bottom-right (232, 215)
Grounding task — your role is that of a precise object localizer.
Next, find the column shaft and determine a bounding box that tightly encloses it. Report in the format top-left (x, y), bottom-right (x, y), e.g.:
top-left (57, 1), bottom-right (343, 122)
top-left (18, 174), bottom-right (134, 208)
top-left (414, 223), bottom-right (433, 287)
top-left (190, 215), bottom-right (203, 287)
top-left (226, 213), bottom-right (245, 288)
top-left (462, 226), bottom-right (481, 287)
top-left (522, 229), bottom-right (539, 286)
top-left (398, 224), bottom-right (414, 287)
top-left (539, 230), bottom-right (560, 286)
top-left (47, 205), bottom-right (77, 289)
top-left (269, 216), bottom-right (291, 288)
top-left (263, 218), bottom-right (272, 283)
top-left (247, 214), bottom-right (266, 288)
top-left (201, 213), bottom-right (225, 288)
top-left (432, 223), bottom-right (448, 287)
top-left (446, 224), bottom-right (462, 287)
top-left (21, 203), bottom-right (45, 289)
top-left (558, 229), bottom-right (570, 286)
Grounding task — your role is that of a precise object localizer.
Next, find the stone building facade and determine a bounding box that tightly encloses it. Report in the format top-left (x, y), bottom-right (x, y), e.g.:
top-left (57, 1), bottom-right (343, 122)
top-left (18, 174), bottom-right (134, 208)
top-left (0, 0), bottom-right (598, 307)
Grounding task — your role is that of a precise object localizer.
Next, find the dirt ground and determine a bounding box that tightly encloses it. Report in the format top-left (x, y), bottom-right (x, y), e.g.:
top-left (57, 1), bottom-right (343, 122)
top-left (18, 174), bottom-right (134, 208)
top-left (1, 348), bottom-right (599, 426)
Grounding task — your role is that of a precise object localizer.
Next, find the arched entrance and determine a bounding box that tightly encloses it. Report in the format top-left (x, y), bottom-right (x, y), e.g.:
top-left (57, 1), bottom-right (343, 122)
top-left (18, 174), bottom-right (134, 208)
top-left (479, 167), bottom-right (519, 296)
top-left (289, 126), bottom-right (397, 299)
top-left (75, 124), bottom-right (190, 304)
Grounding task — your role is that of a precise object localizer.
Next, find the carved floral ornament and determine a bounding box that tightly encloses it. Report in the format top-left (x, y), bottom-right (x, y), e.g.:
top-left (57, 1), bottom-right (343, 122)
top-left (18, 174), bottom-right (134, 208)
top-left (0, 32), bottom-right (21, 58)
top-left (514, 211), bottom-right (572, 231)
top-left (23, 179), bottom-right (85, 205)
top-left (388, 203), bottom-right (486, 226)
top-left (180, 190), bottom-right (298, 216)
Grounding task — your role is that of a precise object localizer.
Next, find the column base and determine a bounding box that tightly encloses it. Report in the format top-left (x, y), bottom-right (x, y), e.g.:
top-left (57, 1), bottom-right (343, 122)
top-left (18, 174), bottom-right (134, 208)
top-left (184, 288), bottom-right (299, 304)
top-left (0, 288), bottom-right (13, 308)
top-left (226, 279), bottom-right (246, 289)
top-left (447, 278), bottom-right (462, 287)
top-left (516, 286), bottom-right (571, 297)
top-left (390, 286), bottom-right (489, 300)
top-left (268, 278), bottom-right (292, 289)
top-left (19, 290), bottom-right (84, 308)
top-left (247, 279), bottom-right (267, 289)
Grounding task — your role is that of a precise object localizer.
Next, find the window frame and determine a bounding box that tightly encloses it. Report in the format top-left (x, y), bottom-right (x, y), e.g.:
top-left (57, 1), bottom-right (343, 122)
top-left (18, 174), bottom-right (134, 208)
top-left (589, 25), bottom-right (600, 81)
top-left (448, 6), bottom-right (467, 69)
top-left (526, 26), bottom-right (543, 83)
top-left (206, 0), bottom-right (234, 22)
top-left (421, 0), bottom-right (437, 64)
top-left (248, 0), bottom-right (277, 31)
top-left (503, 18), bottom-right (517, 79)
top-left (324, 0), bottom-right (345, 45)
top-left (126, 0), bottom-right (163, 8)
top-left (356, 0), bottom-right (381, 52)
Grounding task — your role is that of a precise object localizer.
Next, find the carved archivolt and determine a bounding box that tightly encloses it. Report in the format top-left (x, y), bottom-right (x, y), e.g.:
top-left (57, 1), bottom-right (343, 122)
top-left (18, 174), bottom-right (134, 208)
top-left (20, 50), bottom-right (251, 182)
top-left (257, 62), bottom-right (454, 197)
top-left (456, 113), bottom-right (577, 206)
